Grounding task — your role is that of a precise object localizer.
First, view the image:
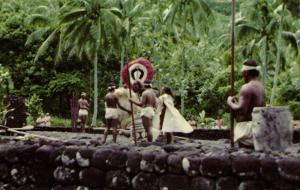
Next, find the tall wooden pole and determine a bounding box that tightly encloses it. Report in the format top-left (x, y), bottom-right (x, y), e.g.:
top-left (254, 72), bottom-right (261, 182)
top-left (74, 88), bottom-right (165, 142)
top-left (126, 64), bottom-right (137, 145)
top-left (230, 0), bottom-right (236, 148)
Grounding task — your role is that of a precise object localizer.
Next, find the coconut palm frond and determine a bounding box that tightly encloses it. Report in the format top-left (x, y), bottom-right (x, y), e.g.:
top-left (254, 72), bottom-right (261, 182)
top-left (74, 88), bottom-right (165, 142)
top-left (282, 31), bottom-right (299, 54)
top-left (26, 27), bottom-right (50, 46)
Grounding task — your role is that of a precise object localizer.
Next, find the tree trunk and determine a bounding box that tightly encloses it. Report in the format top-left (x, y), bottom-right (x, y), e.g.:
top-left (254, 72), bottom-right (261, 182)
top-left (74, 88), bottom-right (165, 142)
top-left (180, 47), bottom-right (185, 114)
top-left (91, 54), bottom-right (98, 127)
top-left (70, 92), bottom-right (79, 131)
top-left (260, 36), bottom-right (268, 88)
top-left (270, 3), bottom-right (285, 104)
top-left (119, 45), bottom-right (125, 87)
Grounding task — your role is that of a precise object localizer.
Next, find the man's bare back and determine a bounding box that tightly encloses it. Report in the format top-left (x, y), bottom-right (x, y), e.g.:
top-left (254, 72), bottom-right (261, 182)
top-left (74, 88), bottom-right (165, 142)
top-left (141, 89), bottom-right (157, 108)
top-left (236, 80), bottom-right (266, 122)
top-left (105, 93), bottom-right (119, 108)
top-left (79, 98), bottom-right (89, 110)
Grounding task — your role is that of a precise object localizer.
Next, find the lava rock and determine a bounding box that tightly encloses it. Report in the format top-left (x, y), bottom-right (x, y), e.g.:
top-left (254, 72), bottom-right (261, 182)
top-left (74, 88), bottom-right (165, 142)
top-left (167, 154), bottom-right (183, 174)
top-left (76, 148), bottom-right (95, 168)
top-left (0, 163), bottom-right (10, 181)
top-left (182, 154), bottom-right (202, 176)
top-left (79, 167), bottom-right (105, 188)
top-left (140, 152), bottom-right (156, 172)
top-left (159, 174), bottom-right (190, 190)
top-left (126, 151), bottom-right (142, 174)
top-left (105, 170), bottom-right (130, 190)
top-left (35, 145), bottom-right (55, 164)
top-left (201, 152), bottom-right (231, 177)
top-left (239, 180), bottom-right (264, 190)
top-left (232, 154), bottom-right (260, 178)
top-left (18, 144), bottom-right (39, 165)
top-left (53, 166), bottom-right (78, 185)
top-left (61, 146), bottom-right (79, 168)
top-left (154, 152), bottom-right (168, 173)
top-left (191, 177), bottom-right (215, 190)
top-left (278, 157), bottom-right (300, 182)
top-left (32, 164), bottom-right (55, 185)
top-left (260, 155), bottom-right (280, 181)
top-left (106, 150), bottom-right (127, 169)
top-left (91, 148), bottom-right (113, 170)
top-left (15, 184), bottom-right (36, 190)
top-left (10, 164), bottom-right (31, 186)
top-left (216, 177), bottom-right (239, 190)
top-left (132, 172), bottom-right (159, 190)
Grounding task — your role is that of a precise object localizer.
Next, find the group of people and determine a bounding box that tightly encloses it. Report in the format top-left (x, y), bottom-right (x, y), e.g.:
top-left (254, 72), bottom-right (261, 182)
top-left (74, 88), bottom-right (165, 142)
top-left (103, 80), bottom-right (193, 144)
top-left (77, 59), bottom-right (266, 147)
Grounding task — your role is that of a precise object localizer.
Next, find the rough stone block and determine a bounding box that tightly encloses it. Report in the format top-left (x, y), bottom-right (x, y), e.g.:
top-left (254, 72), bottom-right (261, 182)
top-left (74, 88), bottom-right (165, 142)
top-left (201, 152), bottom-right (231, 177)
top-left (91, 148), bottom-right (112, 170)
top-left (61, 146), bottom-right (79, 168)
top-left (32, 164), bottom-right (55, 185)
top-left (159, 174), bottom-right (190, 190)
top-left (126, 151), bottom-right (142, 174)
top-left (140, 152), bottom-right (156, 172)
top-left (18, 144), bottom-right (39, 165)
top-left (0, 163), bottom-right (10, 181)
top-left (167, 154), bottom-right (183, 174)
top-left (10, 164), bottom-right (31, 186)
top-left (79, 167), bottom-right (105, 188)
top-left (232, 154), bottom-right (260, 178)
top-left (35, 145), bottom-right (55, 164)
top-left (53, 166), bottom-right (78, 185)
top-left (260, 155), bottom-right (280, 181)
top-left (132, 172), bottom-right (159, 190)
top-left (154, 152), bottom-right (168, 173)
top-left (252, 106), bottom-right (293, 152)
top-left (182, 154), bottom-right (202, 177)
top-left (76, 148), bottom-right (95, 168)
top-left (239, 180), bottom-right (264, 190)
top-left (106, 150), bottom-right (127, 169)
top-left (191, 177), bottom-right (215, 190)
top-left (216, 177), bottom-right (239, 190)
top-left (278, 157), bottom-right (300, 182)
top-left (105, 170), bottom-right (130, 190)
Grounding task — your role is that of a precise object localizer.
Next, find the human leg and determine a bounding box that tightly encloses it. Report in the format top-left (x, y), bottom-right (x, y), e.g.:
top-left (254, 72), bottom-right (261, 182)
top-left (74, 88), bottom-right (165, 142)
top-left (142, 116), bottom-right (153, 142)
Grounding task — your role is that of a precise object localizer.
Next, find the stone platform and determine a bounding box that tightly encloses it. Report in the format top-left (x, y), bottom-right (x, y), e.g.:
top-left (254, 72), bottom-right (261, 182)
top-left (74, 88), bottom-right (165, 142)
top-left (0, 132), bottom-right (300, 190)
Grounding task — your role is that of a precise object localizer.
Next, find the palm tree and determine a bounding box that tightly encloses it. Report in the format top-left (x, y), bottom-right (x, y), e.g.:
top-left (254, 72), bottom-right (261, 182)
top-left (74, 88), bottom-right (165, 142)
top-left (110, 0), bottom-right (144, 86)
top-left (59, 0), bottom-right (122, 127)
top-left (236, 0), bottom-right (298, 91)
top-left (25, 0), bottom-right (64, 63)
top-left (163, 0), bottom-right (213, 113)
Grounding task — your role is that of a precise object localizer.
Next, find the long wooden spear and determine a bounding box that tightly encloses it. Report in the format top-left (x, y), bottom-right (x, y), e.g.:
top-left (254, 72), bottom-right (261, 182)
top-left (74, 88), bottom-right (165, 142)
top-left (126, 63), bottom-right (137, 145)
top-left (230, 0), bottom-right (236, 148)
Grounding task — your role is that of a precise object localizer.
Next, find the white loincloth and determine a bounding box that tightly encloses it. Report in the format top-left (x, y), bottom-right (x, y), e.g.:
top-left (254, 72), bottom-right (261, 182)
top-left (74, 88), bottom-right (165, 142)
top-left (234, 121), bottom-right (254, 146)
top-left (78, 109), bottom-right (88, 117)
top-left (105, 108), bottom-right (119, 119)
top-left (140, 107), bottom-right (155, 119)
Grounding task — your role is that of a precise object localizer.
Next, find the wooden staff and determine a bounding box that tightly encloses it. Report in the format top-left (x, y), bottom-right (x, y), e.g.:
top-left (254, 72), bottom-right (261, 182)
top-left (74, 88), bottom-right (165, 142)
top-left (126, 64), bottom-right (137, 145)
top-left (0, 125), bottom-right (61, 141)
top-left (230, 0), bottom-right (236, 148)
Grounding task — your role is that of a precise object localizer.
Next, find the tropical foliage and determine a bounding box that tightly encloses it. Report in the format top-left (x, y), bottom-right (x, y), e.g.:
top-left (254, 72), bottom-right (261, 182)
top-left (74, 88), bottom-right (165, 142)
top-left (0, 0), bottom-right (299, 128)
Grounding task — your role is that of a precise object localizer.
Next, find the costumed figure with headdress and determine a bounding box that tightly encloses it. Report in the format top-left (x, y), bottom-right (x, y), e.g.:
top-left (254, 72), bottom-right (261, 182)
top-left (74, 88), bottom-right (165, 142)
top-left (121, 58), bottom-right (155, 141)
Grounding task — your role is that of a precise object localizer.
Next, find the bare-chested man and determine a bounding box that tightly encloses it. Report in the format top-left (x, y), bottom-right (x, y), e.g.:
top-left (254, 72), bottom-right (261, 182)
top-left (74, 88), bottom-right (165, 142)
top-left (130, 80), bottom-right (157, 142)
top-left (227, 60), bottom-right (266, 147)
top-left (103, 83), bottom-right (131, 143)
top-left (78, 92), bottom-right (89, 132)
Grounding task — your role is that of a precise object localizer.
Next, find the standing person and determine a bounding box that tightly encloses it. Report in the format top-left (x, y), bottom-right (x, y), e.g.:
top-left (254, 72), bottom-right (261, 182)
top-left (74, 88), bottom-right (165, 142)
top-left (130, 80), bottom-right (156, 142)
top-left (227, 60), bottom-right (266, 147)
top-left (103, 83), bottom-right (131, 143)
top-left (78, 92), bottom-right (89, 132)
top-left (154, 86), bottom-right (193, 144)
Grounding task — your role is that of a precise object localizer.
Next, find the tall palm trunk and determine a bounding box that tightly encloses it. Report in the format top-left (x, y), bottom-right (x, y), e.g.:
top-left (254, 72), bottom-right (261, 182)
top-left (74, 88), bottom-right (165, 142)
top-left (270, 3), bottom-right (285, 104)
top-left (91, 53), bottom-right (98, 127)
top-left (260, 36), bottom-right (268, 88)
top-left (119, 45), bottom-right (125, 87)
top-left (180, 47), bottom-right (185, 114)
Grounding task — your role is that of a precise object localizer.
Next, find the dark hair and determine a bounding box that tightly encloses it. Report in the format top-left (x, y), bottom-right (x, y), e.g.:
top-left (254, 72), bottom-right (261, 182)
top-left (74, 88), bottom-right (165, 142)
top-left (162, 86), bottom-right (173, 97)
top-left (243, 60), bottom-right (257, 67)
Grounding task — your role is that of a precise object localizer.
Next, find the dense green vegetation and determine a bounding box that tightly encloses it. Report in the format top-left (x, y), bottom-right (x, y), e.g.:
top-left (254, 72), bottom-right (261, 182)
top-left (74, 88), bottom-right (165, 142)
top-left (0, 0), bottom-right (299, 127)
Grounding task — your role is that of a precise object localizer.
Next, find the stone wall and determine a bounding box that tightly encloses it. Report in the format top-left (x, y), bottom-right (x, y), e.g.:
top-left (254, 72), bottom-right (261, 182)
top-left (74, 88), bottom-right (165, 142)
top-left (0, 139), bottom-right (299, 190)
